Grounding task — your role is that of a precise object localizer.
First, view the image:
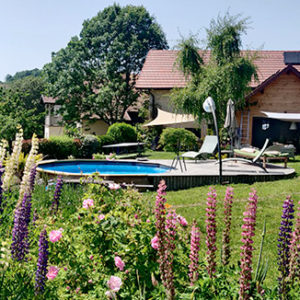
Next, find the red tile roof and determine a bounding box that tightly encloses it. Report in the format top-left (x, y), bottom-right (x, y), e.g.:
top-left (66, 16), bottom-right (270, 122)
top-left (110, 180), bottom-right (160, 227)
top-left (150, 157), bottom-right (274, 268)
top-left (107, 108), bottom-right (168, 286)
top-left (42, 95), bottom-right (57, 104)
top-left (135, 50), bottom-right (300, 89)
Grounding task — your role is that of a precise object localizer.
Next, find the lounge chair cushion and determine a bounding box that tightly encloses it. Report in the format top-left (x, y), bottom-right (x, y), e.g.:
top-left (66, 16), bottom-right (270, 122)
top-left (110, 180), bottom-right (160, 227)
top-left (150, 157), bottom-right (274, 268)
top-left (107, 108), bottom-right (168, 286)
top-left (234, 149), bottom-right (258, 158)
top-left (181, 151), bottom-right (206, 158)
top-left (234, 149), bottom-right (288, 158)
top-left (240, 147), bottom-right (257, 153)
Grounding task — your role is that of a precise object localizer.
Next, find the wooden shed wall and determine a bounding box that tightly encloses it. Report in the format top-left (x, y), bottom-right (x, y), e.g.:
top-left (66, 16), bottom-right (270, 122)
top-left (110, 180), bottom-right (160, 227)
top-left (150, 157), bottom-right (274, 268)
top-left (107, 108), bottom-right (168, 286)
top-left (236, 72), bottom-right (300, 145)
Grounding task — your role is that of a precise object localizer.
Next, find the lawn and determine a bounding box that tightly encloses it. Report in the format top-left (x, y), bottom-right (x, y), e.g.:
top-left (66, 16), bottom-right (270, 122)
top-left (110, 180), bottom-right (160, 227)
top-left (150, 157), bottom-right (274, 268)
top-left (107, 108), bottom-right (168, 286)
top-left (142, 155), bottom-right (300, 287)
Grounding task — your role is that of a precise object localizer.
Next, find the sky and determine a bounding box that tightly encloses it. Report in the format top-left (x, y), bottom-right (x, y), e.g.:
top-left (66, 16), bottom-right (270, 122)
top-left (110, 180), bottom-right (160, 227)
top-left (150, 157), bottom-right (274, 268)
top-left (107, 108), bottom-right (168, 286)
top-left (1, 0), bottom-right (300, 81)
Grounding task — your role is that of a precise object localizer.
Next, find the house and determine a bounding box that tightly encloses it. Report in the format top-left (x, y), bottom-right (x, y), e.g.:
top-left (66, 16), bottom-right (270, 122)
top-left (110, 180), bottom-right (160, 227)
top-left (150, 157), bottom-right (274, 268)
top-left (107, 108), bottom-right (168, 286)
top-left (135, 50), bottom-right (300, 151)
top-left (42, 95), bottom-right (143, 138)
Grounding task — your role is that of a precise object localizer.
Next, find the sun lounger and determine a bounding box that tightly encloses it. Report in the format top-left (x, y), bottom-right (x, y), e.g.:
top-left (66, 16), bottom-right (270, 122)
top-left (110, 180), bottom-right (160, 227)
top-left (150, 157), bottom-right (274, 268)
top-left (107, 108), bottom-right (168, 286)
top-left (233, 143), bottom-right (289, 169)
top-left (174, 135), bottom-right (218, 172)
top-left (219, 139), bottom-right (271, 172)
top-left (181, 135), bottom-right (218, 162)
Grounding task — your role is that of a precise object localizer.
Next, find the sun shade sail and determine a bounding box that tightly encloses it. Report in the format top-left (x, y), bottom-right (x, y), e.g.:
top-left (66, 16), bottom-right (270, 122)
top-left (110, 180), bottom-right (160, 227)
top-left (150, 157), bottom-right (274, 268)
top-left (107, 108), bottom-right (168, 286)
top-left (261, 111), bottom-right (300, 122)
top-left (143, 108), bottom-right (197, 127)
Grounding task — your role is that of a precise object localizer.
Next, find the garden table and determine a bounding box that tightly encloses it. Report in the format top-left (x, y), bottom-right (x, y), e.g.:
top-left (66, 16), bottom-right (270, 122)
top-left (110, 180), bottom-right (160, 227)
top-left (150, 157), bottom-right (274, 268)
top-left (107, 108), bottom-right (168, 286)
top-left (102, 142), bottom-right (146, 155)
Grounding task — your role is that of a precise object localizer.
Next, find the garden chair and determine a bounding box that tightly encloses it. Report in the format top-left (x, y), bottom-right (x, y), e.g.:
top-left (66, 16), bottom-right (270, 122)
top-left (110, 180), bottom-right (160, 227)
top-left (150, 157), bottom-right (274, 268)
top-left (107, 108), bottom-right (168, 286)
top-left (219, 139), bottom-right (270, 172)
top-left (180, 135), bottom-right (218, 169)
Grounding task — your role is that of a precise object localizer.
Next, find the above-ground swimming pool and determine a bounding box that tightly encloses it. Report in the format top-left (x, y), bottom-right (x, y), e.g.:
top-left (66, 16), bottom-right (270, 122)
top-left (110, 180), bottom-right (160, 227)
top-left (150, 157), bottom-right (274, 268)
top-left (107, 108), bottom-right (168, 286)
top-left (37, 160), bottom-right (171, 175)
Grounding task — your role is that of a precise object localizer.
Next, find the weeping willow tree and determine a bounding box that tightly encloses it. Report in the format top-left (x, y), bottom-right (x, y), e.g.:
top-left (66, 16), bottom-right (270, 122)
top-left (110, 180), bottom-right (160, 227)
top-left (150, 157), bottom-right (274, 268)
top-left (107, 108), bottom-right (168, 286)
top-left (171, 13), bottom-right (258, 123)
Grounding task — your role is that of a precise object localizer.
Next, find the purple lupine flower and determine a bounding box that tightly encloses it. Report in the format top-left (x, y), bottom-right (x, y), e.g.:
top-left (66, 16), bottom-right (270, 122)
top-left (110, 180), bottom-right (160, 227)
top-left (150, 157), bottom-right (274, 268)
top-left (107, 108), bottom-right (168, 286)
top-left (32, 208), bottom-right (38, 227)
top-left (289, 200), bottom-right (300, 282)
top-left (0, 164), bottom-right (4, 215)
top-left (155, 180), bottom-right (168, 284)
top-left (29, 164), bottom-right (37, 193)
top-left (277, 196), bottom-right (294, 297)
top-left (206, 187), bottom-right (217, 278)
top-left (35, 228), bottom-right (49, 295)
top-left (189, 220), bottom-right (200, 285)
top-left (222, 187), bottom-right (234, 265)
top-left (164, 209), bottom-right (176, 299)
top-left (239, 189), bottom-right (258, 300)
top-left (51, 176), bottom-right (63, 212)
top-left (11, 193), bottom-right (31, 261)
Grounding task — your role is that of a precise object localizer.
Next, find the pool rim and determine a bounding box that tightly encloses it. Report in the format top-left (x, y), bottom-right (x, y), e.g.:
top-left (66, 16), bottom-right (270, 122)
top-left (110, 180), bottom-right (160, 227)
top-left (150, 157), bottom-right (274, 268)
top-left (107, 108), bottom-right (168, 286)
top-left (37, 159), bottom-right (173, 177)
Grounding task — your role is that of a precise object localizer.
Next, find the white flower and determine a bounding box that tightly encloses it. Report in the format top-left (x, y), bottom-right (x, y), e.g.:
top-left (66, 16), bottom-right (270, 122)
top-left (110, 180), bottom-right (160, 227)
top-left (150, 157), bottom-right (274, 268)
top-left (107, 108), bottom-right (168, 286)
top-left (2, 126), bottom-right (23, 190)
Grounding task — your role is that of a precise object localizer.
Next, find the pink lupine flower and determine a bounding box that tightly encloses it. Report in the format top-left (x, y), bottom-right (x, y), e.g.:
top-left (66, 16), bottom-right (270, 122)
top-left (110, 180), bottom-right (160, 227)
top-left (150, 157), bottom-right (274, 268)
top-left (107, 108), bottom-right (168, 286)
top-left (107, 276), bottom-right (122, 292)
top-left (206, 187), bottom-right (217, 278)
top-left (82, 198), bottom-right (94, 209)
top-left (189, 220), bottom-right (201, 285)
top-left (151, 235), bottom-right (159, 250)
top-left (154, 180), bottom-right (175, 298)
top-left (49, 229), bottom-right (63, 243)
top-left (164, 209), bottom-right (177, 298)
top-left (46, 266), bottom-right (59, 280)
top-left (114, 256), bottom-right (125, 271)
top-left (98, 214), bottom-right (105, 220)
top-left (178, 215), bottom-right (188, 226)
top-left (222, 187), bottom-right (234, 265)
top-left (108, 183), bottom-right (121, 190)
top-left (239, 189), bottom-right (258, 300)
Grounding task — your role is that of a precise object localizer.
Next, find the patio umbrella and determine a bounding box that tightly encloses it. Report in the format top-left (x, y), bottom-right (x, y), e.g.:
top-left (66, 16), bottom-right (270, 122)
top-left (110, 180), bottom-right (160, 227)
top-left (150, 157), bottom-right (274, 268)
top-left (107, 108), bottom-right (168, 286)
top-left (224, 99), bottom-right (237, 150)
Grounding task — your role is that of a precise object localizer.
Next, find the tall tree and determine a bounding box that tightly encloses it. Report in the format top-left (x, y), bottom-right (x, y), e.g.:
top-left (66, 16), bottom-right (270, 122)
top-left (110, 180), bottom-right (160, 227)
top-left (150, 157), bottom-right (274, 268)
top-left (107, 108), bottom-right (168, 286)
top-left (0, 76), bottom-right (45, 140)
top-left (44, 4), bottom-right (168, 126)
top-left (171, 14), bottom-right (257, 123)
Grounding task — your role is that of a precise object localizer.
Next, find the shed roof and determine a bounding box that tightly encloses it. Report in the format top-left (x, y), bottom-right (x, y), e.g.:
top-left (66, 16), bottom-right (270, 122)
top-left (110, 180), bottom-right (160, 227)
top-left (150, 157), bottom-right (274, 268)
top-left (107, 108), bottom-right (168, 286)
top-left (135, 50), bottom-right (300, 89)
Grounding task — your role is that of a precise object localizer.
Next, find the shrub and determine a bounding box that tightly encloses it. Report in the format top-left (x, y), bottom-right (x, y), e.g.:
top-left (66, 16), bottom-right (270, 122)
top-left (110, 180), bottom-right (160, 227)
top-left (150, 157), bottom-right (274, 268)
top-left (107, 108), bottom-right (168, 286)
top-left (159, 128), bottom-right (198, 153)
top-left (97, 134), bottom-right (114, 152)
top-left (39, 136), bottom-right (80, 159)
top-left (79, 135), bottom-right (100, 159)
top-left (106, 123), bottom-right (137, 144)
top-left (92, 153), bottom-right (106, 159)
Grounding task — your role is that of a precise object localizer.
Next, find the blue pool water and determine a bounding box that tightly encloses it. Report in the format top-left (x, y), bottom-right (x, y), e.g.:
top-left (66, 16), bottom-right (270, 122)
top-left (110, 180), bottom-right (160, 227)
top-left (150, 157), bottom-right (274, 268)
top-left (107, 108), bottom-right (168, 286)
top-left (38, 160), bottom-right (171, 175)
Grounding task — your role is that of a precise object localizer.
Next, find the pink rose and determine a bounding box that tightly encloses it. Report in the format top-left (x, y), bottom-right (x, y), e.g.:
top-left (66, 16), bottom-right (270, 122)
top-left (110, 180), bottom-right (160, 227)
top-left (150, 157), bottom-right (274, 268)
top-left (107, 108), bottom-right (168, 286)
top-left (49, 229), bottom-right (63, 243)
top-left (98, 214), bottom-right (105, 220)
top-left (83, 198), bottom-right (94, 209)
top-left (108, 183), bottom-right (121, 190)
top-left (89, 255), bottom-right (94, 260)
top-left (107, 275), bottom-right (122, 292)
top-left (151, 236), bottom-right (159, 250)
top-left (114, 256), bottom-right (125, 271)
top-left (146, 219), bottom-right (150, 223)
top-left (178, 215), bottom-right (188, 226)
top-left (46, 266), bottom-right (59, 280)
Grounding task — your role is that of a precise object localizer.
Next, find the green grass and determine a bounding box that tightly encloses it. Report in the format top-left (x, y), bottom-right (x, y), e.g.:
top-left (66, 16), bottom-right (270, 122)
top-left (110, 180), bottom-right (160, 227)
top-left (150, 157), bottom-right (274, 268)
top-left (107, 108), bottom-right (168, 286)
top-left (142, 156), bottom-right (300, 287)
top-left (143, 150), bottom-right (179, 159)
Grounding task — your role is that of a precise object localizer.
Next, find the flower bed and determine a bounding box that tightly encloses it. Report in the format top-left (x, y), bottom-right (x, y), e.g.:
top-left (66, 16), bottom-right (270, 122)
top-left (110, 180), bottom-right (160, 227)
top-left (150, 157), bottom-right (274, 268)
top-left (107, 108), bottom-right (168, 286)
top-left (0, 129), bottom-right (299, 299)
